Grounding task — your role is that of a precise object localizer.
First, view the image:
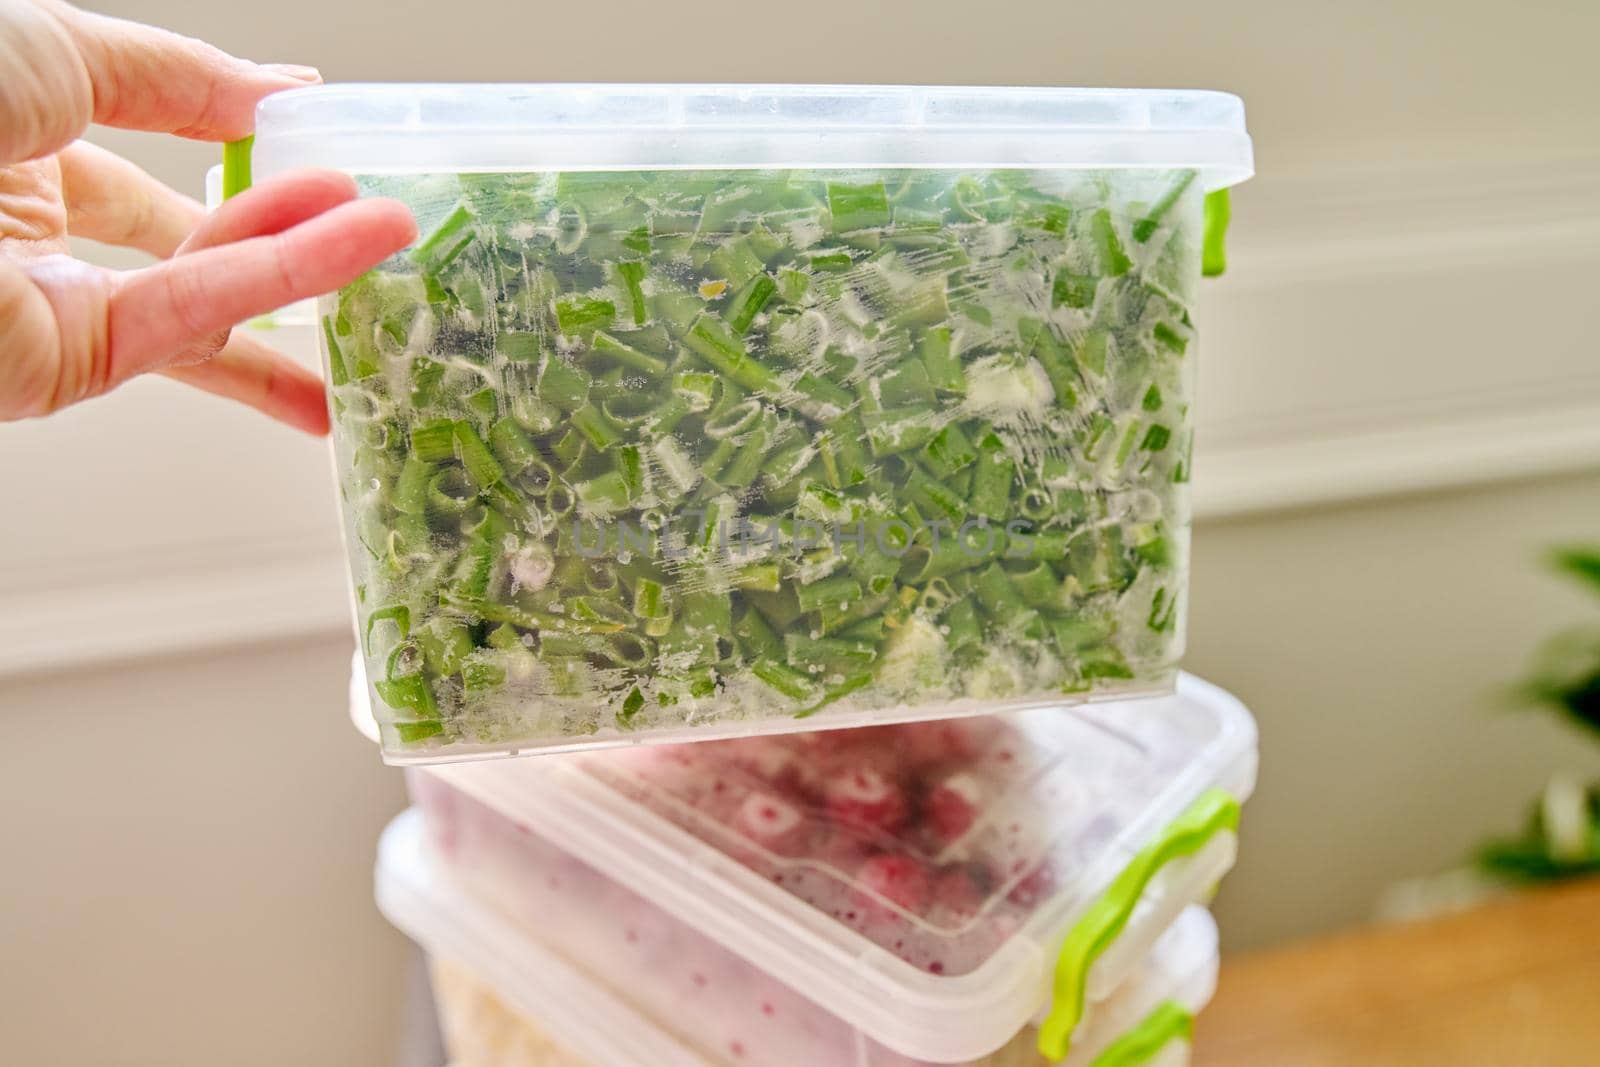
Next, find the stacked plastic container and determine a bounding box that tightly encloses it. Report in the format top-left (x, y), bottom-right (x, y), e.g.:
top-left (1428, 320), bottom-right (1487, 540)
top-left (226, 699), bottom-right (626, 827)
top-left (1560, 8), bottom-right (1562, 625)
top-left (239, 82), bottom-right (1255, 1067)
top-left (353, 669), bottom-right (1254, 1066)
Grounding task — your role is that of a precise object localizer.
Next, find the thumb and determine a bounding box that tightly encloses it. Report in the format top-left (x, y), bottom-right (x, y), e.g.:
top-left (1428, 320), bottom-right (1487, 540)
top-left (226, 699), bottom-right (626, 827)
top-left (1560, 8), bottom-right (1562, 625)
top-left (0, 0), bottom-right (321, 166)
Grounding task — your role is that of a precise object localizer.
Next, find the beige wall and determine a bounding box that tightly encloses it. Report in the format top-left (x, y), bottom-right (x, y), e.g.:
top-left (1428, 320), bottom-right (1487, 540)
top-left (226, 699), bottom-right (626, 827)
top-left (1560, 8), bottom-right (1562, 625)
top-left (0, 636), bottom-right (410, 1066)
top-left (1192, 471), bottom-right (1600, 948)
top-left (2, 0), bottom-right (1598, 1064)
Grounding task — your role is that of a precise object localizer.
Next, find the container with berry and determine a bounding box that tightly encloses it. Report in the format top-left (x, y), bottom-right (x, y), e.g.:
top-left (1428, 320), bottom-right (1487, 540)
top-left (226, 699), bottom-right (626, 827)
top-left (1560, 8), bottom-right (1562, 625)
top-left (360, 671), bottom-right (1256, 1064)
top-left (380, 800), bottom-right (1222, 1067)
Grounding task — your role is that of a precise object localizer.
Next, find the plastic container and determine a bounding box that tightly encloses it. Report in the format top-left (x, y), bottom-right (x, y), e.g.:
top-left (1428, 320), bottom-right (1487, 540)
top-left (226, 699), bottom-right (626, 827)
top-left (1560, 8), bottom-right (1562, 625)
top-left (366, 673), bottom-right (1254, 1063)
top-left (379, 807), bottom-right (1219, 1067)
top-left (247, 84), bottom-right (1254, 761)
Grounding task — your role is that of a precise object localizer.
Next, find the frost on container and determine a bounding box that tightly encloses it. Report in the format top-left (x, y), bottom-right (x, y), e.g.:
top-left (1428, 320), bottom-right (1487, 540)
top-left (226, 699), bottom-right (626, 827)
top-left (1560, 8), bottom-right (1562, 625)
top-left (326, 167), bottom-right (1203, 755)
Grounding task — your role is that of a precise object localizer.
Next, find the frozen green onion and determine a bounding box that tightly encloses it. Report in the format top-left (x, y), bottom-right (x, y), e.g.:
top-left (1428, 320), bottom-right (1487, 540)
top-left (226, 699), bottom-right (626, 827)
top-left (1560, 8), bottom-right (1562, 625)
top-left (328, 166), bottom-right (1201, 747)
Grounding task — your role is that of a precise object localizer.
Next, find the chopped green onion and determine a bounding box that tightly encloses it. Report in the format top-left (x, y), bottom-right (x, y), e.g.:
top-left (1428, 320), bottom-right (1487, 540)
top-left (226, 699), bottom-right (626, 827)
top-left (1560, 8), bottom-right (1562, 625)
top-left (330, 167), bottom-right (1199, 747)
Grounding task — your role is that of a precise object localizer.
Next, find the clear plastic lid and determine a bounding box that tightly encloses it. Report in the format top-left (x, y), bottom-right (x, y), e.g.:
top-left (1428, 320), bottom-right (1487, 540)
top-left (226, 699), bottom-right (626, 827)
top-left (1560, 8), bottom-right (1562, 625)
top-left (395, 673), bottom-right (1255, 1061)
top-left (248, 84), bottom-right (1251, 188)
top-left (377, 806), bottom-right (1220, 1067)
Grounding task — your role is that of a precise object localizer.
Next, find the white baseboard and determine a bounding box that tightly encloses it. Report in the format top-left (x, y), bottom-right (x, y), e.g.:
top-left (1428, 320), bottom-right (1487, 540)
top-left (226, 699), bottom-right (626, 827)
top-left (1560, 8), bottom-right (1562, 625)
top-left (1193, 152), bottom-right (1600, 514)
top-left (1196, 399), bottom-right (1600, 520)
top-left (0, 536), bottom-right (351, 679)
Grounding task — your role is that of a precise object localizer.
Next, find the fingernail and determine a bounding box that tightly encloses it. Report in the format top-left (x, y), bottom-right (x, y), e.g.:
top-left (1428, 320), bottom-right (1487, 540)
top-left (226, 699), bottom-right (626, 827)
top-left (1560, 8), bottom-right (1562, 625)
top-left (262, 63), bottom-right (322, 84)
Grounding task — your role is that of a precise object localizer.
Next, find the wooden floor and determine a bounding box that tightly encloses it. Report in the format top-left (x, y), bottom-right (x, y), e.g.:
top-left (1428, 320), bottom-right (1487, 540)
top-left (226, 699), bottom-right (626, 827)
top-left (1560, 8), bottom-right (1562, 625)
top-left (1193, 877), bottom-right (1600, 1066)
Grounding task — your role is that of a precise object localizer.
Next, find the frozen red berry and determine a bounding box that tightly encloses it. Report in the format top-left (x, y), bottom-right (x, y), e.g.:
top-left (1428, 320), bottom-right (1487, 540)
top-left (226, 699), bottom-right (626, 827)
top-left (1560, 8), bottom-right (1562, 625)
top-left (734, 791), bottom-right (809, 856)
top-left (837, 724), bottom-right (905, 758)
top-left (727, 739), bottom-right (822, 799)
top-left (931, 864), bottom-right (987, 923)
top-left (854, 854), bottom-right (931, 915)
top-left (900, 717), bottom-right (1001, 769)
top-left (730, 738), bottom-right (791, 778)
top-left (791, 726), bottom-right (874, 758)
top-left (816, 825), bottom-right (876, 872)
top-left (1006, 863), bottom-right (1056, 908)
top-left (824, 764), bottom-right (909, 834)
top-left (669, 772), bottom-right (743, 826)
top-left (925, 771), bottom-right (984, 844)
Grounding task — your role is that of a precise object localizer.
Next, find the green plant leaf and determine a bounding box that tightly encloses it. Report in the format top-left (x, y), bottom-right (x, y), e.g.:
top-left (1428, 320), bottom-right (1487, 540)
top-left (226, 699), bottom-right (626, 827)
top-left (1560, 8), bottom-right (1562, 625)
top-left (1551, 545), bottom-right (1600, 597)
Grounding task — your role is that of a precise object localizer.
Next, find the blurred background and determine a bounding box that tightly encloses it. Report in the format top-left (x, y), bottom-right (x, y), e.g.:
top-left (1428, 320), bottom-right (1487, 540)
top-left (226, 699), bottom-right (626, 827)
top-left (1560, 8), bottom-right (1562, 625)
top-left (2, 0), bottom-right (1598, 1063)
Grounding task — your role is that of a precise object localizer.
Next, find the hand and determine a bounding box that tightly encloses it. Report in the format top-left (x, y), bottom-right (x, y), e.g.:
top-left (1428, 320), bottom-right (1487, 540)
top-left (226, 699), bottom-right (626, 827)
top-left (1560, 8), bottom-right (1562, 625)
top-left (0, 0), bottom-right (417, 433)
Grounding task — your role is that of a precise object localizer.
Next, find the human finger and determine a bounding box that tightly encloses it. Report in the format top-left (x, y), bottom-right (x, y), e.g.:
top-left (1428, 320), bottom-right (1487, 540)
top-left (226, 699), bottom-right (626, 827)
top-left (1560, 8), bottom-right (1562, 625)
top-left (45, 0), bottom-right (319, 143)
top-left (57, 139), bottom-right (202, 257)
top-left (108, 196), bottom-right (416, 383)
top-left (161, 330), bottom-right (330, 434)
top-left (178, 167), bottom-right (360, 254)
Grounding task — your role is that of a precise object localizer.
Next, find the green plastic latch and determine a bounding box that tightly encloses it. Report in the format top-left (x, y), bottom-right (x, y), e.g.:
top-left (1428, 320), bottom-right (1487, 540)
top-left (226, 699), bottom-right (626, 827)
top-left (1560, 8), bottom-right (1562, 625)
top-left (1201, 189), bottom-right (1230, 277)
top-left (1087, 1000), bottom-right (1195, 1067)
top-left (1036, 789), bottom-right (1240, 1061)
top-left (222, 136), bottom-right (255, 200)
